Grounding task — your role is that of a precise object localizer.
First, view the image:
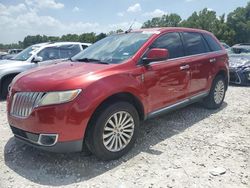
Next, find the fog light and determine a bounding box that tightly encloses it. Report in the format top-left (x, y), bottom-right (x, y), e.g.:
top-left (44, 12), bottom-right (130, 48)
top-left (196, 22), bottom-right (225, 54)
top-left (38, 134), bottom-right (58, 146)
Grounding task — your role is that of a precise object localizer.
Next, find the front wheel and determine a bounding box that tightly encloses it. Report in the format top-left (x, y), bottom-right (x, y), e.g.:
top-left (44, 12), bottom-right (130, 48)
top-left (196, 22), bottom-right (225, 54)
top-left (203, 75), bottom-right (226, 109)
top-left (85, 102), bottom-right (139, 160)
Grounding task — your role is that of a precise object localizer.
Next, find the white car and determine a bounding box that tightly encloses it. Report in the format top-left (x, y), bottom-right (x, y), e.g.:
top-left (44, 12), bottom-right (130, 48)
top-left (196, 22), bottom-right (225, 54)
top-left (0, 42), bottom-right (91, 98)
top-left (6, 42), bottom-right (91, 63)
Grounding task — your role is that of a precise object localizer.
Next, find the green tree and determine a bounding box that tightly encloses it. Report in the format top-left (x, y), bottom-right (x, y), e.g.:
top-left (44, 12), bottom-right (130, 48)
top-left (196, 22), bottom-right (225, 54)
top-left (96, 33), bottom-right (107, 42)
top-left (181, 8), bottom-right (236, 45)
top-left (61, 34), bottom-right (79, 42)
top-left (78, 32), bottom-right (96, 43)
top-left (181, 9), bottom-right (219, 31)
top-left (1, 2), bottom-right (250, 50)
top-left (227, 2), bottom-right (250, 43)
top-left (213, 15), bottom-right (235, 45)
top-left (142, 13), bottom-right (182, 28)
top-left (108, 29), bottom-right (124, 35)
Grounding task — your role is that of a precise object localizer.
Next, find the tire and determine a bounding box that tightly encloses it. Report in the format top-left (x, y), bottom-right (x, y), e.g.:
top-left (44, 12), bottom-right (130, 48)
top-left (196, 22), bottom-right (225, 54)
top-left (85, 101), bottom-right (139, 160)
top-left (0, 77), bottom-right (13, 100)
top-left (203, 75), bottom-right (226, 109)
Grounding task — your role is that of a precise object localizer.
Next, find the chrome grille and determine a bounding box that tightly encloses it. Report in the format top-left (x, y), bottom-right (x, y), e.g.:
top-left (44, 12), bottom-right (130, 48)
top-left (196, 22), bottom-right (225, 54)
top-left (10, 92), bottom-right (45, 118)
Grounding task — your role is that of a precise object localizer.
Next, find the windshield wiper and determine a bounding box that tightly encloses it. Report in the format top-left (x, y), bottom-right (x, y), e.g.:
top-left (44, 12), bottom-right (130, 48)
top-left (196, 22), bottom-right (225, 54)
top-left (73, 58), bottom-right (109, 64)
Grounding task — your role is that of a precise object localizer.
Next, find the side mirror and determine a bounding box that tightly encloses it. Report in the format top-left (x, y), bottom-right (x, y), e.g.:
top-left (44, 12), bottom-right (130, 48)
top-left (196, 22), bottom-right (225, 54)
top-left (142, 48), bottom-right (169, 64)
top-left (33, 56), bottom-right (43, 63)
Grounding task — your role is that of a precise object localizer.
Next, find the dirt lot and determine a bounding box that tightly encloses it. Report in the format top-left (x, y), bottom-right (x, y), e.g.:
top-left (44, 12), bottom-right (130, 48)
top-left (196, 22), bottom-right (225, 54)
top-left (0, 86), bottom-right (249, 188)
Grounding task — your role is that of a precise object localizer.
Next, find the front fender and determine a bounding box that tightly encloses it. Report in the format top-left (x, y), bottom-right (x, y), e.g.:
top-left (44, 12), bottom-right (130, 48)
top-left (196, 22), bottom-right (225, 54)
top-left (84, 71), bottom-right (148, 113)
top-left (71, 70), bottom-right (148, 137)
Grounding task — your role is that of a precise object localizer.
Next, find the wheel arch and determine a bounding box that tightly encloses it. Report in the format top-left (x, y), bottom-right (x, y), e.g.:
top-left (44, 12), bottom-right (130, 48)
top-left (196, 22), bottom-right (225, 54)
top-left (83, 92), bottom-right (145, 138)
top-left (0, 73), bottom-right (20, 90)
top-left (214, 69), bottom-right (228, 90)
top-left (1, 73), bottom-right (19, 82)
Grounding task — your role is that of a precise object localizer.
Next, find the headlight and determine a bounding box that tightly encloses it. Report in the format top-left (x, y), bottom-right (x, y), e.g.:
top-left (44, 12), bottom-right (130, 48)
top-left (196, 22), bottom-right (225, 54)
top-left (244, 68), bottom-right (250, 80)
top-left (244, 67), bottom-right (250, 71)
top-left (38, 89), bottom-right (81, 107)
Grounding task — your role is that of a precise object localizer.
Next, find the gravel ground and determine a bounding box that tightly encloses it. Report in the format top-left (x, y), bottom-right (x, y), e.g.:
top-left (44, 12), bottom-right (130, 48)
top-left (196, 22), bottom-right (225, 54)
top-left (0, 86), bottom-right (249, 188)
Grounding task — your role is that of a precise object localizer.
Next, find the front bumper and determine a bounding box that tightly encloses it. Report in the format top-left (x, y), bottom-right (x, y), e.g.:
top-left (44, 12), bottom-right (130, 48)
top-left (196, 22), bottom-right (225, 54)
top-left (7, 92), bottom-right (91, 143)
top-left (11, 126), bottom-right (83, 152)
top-left (229, 67), bottom-right (250, 85)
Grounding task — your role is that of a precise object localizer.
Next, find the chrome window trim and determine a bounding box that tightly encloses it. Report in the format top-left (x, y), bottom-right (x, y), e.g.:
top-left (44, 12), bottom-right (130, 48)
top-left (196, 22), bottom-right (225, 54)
top-left (147, 50), bottom-right (225, 66)
top-left (136, 30), bottom-right (225, 67)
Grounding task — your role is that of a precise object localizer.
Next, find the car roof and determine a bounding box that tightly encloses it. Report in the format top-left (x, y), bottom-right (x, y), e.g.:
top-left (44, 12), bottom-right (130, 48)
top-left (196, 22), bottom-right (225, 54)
top-left (232, 44), bottom-right (250, 49)
top-left (133, 27), bottom-right (212, 34)
top-left (31, 42), bottom-right (92, 48)
top-left (234, 43), bottom-right (250, 46)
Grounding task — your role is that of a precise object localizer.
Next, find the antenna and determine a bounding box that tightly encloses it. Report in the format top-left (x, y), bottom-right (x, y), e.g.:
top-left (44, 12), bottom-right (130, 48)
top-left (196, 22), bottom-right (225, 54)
top-left (125, 19), bottom-right (136, 33)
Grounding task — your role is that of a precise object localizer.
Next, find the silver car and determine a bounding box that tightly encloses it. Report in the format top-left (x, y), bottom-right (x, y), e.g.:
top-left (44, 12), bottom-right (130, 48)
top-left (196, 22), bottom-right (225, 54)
top-left (0, 42), bottom-right (91, 99)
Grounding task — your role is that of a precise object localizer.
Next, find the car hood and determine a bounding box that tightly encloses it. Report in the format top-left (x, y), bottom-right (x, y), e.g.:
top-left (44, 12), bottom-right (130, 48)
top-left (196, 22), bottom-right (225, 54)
top-left (229, 54), bottom-right (250, 68)
top-left (0, 59), bottom-right (29, 68)
top-left (12, 61), bottom-right (117, 92)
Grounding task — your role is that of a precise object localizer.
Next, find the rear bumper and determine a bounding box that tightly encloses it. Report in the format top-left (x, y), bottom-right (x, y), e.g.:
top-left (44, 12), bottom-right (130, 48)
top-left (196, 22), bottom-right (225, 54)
top-left (11, 126), bottom-right (83, 152)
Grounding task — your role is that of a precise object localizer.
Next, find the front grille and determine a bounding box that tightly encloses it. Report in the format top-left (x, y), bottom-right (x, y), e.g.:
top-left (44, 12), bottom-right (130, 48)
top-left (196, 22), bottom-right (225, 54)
top-left (243, 72), bottom-right (250, 83)
top-left (229, 71), bottom-right (240, 83)
top-left (10, 92), bottom-right (45, 118)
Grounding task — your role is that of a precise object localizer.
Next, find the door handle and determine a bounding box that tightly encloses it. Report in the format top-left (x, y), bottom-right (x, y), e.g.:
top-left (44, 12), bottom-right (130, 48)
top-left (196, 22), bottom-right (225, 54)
top-left (180, 64), bottom-right (190, 70)
top-left (209, 58), bottom-right (216, 63)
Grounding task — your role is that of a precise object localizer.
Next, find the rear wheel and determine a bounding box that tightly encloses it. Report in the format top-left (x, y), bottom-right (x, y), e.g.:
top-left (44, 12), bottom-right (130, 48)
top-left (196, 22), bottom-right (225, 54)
top-left (85, 101), bottom-right (139, 160)
top-left (203, 75), bottom-right (226, 109)
top-left (0, 77), bottom-right (13, 99)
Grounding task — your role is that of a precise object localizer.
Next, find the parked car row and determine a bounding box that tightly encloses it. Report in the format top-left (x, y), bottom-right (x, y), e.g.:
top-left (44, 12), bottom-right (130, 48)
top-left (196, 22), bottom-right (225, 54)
top-left (0, 49), bottom-right (23, 60)
top-left (227, 44), bottom-right (250, 86)
top-left (218, 42), bottom-right (250, 86)
top-left (0, 42), bottom-right (91, 99)
top-left (0, 52), bottom-right (8, 59)
top-left (6, 27), bottom-right (230, 160)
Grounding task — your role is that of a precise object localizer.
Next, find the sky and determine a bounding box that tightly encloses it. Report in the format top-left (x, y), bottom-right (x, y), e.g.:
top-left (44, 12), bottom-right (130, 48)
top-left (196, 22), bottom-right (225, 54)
top-left (0, 0), bottom-right (248, 44)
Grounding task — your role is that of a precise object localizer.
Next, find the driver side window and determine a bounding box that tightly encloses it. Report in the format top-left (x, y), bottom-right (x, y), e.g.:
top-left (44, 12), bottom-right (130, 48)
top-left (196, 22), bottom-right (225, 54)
top-left (150, 32), bottom-right (185, 59)
top-left (37, 47), bottom-right (60, 61)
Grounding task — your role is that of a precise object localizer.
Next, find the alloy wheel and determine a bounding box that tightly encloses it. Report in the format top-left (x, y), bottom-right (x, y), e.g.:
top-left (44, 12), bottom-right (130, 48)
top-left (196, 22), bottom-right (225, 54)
top-left (103, 111), bottom-right (135, 152)
top-left (214, 80), bottom-right (225, 104)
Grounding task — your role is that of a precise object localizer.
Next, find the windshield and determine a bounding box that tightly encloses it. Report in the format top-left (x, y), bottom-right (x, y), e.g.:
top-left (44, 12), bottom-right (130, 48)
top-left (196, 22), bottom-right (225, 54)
top-left (11, 46), bottom-right (38, 61)
top-left (71, 32), bottom-right (153, 64)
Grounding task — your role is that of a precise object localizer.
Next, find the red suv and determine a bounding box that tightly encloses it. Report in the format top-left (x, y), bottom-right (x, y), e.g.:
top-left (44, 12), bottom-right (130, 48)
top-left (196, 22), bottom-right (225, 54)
top-left (7, 28), bottom-right (229, 160)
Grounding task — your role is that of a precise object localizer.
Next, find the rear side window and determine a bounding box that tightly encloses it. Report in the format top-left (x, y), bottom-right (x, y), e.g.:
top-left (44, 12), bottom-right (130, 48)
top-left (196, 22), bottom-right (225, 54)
top-left (182, 32), bottom-right (210, 56)
top-left (203, 33), bottom-right (222, 51)
top-left (150, 32), bottom-right (185, 59)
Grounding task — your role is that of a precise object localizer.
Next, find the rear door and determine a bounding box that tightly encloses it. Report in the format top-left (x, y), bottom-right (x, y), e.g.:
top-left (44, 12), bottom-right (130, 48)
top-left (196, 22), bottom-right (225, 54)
top-left (181, 32), bottom-right (212, 96)
top-left (143, 32), bottom-right (190, 112)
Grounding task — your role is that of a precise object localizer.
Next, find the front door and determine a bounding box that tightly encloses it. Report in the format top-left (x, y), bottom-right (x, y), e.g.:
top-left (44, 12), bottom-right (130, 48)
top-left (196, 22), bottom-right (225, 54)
top-left (142, 32), bottom-right (190, 113)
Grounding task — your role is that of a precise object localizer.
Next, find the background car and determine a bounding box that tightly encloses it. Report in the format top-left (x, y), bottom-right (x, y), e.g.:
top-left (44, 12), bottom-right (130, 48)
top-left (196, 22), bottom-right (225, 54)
top-left (0, 42), bottom-right (91, 99)
top-left (0, 49), bottom-right (23, 60)
top-left (220, 42), bottom-right (230, 49)
top-left (7, 49), bottom-right (23, 54)
top-left (228, 44), bottom-right (250, 85)
top-left (0, 52), bottom-right (8, 59)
